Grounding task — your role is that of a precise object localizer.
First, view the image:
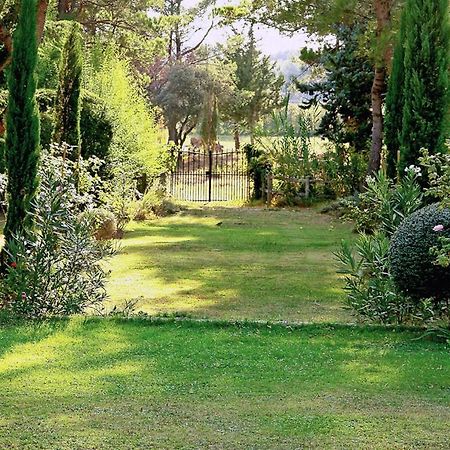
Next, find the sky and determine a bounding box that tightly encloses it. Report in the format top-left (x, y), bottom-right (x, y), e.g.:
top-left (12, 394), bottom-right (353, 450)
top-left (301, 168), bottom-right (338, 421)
top-left (182, 0), bottom-right (309, 58)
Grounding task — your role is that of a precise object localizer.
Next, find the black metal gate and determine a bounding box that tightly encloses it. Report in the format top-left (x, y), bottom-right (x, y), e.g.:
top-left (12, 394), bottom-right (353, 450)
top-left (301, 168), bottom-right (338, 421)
top-left (169, 148), bottom-right (250, 202)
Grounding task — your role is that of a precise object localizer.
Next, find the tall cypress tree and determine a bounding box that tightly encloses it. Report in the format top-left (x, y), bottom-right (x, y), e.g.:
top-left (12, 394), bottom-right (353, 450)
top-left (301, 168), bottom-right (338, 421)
top-left (53, 21), bottom-right (83, 159)
top-left (3, 0), bottom-right (40, 244)
top-left (386, 0), bottom-right (449, 177)
top-left (384, 10), bottom-right (407, 179)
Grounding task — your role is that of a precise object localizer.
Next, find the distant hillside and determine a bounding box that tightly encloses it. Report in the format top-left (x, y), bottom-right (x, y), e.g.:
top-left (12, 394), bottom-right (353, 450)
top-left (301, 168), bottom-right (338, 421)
top-left (271, 51), bottom-right (312, 104)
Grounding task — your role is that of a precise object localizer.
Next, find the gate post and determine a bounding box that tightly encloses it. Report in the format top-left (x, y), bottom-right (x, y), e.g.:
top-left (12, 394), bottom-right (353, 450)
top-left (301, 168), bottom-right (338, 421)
top-left (267, 172), bottom-right (273, 206)
top-left (208, 148), bottom-right (213, 202)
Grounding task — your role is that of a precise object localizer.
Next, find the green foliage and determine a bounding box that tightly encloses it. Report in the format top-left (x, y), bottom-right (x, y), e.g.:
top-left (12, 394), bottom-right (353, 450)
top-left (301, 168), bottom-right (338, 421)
top-left (314, 145), bottom-right (367, 198)
top-left (1, 152), bottom-right (115, 319)
top-left (385, 0), bottom-right (449, 176)
top-left (431, 236), bottom-right (450, 268)
top-left (336, 233), bottom-right (421, 324)
top-left (199, 90), bottom-right (219, 149)
top-left (256, 103), bottom-right (316, 203)
top-left (3, 0), bottom-right (40, 244)
top-left (70, 0), bottom-right (165, 64)
top-left (244, 144), bottom-right (269, 200)
top-left (384, 8), bottom-right (406, 178)
top-left (152, 62), bottom-right (212, 147)
top-left (86, 48), bottom-right (166, 177)
top-left (100, 164), bottom-right (137, 236)
top-left (420, 147), bottom-right (450, 207)
top-left (80, 92), bottom-right (114, 161)
top-left (346, 170), bottom-right (423, 235)
top-left (82, 207), bottom-right (118, 241)
top-left (53, 21), bottom-right (83, 159)
top-left (298, 23), bottom-right (373, 152)
top-left (37, 20), bottom-right (70, 89)
top-left (133, 184), bottom-right (178, 220)
top-left (337, 170), bottom-right (432, 324)
top-left (390, 204), bottom-right (450, 301)
top-left (220, 27), bottom-right (284, 140)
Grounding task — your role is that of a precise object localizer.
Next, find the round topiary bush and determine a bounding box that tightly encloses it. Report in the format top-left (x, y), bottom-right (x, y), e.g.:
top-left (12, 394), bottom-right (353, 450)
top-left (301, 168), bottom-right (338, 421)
top-left (390, 203), bottom-right (450, 299)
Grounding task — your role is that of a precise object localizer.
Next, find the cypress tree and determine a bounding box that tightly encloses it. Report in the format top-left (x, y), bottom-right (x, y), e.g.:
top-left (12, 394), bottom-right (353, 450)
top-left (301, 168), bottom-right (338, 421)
top-left (3, 0), bottom-right (40, 244)
top-left (53, 21), bottom-right (83, 159)
top-left (389, 0), bottom-right (449, 177)
top-left (384, 10), bottom-right (406, 179)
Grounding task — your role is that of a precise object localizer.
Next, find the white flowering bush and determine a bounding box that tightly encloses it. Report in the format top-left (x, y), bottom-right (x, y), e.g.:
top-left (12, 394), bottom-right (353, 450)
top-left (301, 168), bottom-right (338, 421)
top-left (1, 151), bottom-right (115, 319)
top-left (420, 146), bottom-right (450, 207)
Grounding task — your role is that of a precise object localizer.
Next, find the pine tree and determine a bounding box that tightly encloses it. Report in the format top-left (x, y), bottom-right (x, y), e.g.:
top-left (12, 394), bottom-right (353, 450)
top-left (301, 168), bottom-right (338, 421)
top-left (53, 21), bottom-right (83, 159)
top-left (386, 0), bottom-right (449, 177)
top-left (221, 26), bottom-right (284, 147)
top-left (3, 0), bottom-right (40, 244)
top-left (297, 24), bottom-right (373, 154)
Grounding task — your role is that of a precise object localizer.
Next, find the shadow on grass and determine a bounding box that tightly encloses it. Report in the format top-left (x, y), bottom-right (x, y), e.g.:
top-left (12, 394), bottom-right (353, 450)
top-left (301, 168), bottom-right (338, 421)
top-left (0, 319), bottom-right (449, 448)
top-left (108, 207), bottom-right (353, 322)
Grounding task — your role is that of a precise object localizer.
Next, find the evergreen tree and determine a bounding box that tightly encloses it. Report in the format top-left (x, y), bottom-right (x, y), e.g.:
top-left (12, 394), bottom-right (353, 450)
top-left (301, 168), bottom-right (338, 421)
top-left (297, 23), bottom-right (373, 154)
top-left (3, 0), bottom-right (40, 244)
top-left (53, 21), bottom-right (83, 160)
top-left (221, 27), bottom-right (284, 147)
top-left (385, 9), bottom-right (407, 179)
top-left (386, 0), bottom-right (449, 177)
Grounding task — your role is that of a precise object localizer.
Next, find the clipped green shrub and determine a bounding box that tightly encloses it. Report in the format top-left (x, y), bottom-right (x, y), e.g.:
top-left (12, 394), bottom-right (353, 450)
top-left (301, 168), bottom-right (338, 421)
top-left (390, 204), bottom-right (450, 299)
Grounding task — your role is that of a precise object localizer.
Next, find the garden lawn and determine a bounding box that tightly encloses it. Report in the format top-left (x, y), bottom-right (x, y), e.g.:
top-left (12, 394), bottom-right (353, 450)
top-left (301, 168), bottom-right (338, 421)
top-left (0, 319), bottom-right (448, 449)
top-left (107, 206), bottom-right (354, 322)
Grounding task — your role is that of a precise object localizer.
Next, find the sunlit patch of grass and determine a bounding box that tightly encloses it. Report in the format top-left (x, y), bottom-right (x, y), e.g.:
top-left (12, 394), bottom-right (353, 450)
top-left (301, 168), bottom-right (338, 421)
top-left (107, 206), bottom-right (355, 322)
top-left (0, 319), bottom-right (448, 449)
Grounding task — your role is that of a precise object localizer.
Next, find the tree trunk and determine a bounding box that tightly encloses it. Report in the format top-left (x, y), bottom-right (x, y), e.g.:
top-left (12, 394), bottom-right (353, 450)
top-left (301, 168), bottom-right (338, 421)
top-left (234, 123), bottom-right (240, 150)
top-left (36, 1), bottom-right (49, 42)
top-left (368, 0), bottom-right (393, 175)
top-left (0, 0), bottom-right (48, 74)
top-left (368, 65), bottom-right (386, 174)
top-left (249, 116), bottom-right (255, 146)
top-left (168, 121), bottom-right (179, 146)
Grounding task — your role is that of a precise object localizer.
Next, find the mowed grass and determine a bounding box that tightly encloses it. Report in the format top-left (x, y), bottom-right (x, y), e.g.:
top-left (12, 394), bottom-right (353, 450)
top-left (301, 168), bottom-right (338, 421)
top-left (107, 206), bottom-right (354, 322)
top-left (0, 319), bottom-right (448, 449)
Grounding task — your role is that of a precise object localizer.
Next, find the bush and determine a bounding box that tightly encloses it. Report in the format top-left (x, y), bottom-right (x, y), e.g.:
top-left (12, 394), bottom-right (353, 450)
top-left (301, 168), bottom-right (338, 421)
top-left (420, 147), bottom-right (450, 207)
top-left (82, 208), bottom-right (118, 240)
top-left (133, 182), bottom-right (178, 220)
top-left (244, 144), bottom-right (270, 200)
top-left (337, 234), bottom-right (408, 323)
top-left (313, 145), bottom-right (367, 198)
top-left (0, 153), bottom-right (115, 319)
top-left (345, 170), bottom-right (423, 235)
top-left (5, 89), bottom-right (115, 161)
top-left (256, 104), bottom-right (315, 204)
top-left (81, 91), bottom-right (114, 161)
top-left (390, 204), bottom-right (450, 300)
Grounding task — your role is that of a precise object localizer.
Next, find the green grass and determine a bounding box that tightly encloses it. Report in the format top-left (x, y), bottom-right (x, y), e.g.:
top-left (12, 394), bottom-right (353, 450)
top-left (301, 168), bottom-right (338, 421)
top-left (107, 206), bottom-right (354, 322)
top-left (0, 319), bottom-right (448, 449)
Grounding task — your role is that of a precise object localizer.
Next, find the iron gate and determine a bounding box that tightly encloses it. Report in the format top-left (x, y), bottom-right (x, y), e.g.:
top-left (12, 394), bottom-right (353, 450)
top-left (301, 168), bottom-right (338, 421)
top-left (169, 148), bottom-right (250, 202)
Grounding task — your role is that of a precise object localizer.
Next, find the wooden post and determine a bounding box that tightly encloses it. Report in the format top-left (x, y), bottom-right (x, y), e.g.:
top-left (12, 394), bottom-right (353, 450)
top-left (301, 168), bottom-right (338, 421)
top-left (267, 172), bottom-right (273, 206)
top-left (261, 170), bottom-right (266, 202)
top-left (305, 177), bottom-right (310, 199)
